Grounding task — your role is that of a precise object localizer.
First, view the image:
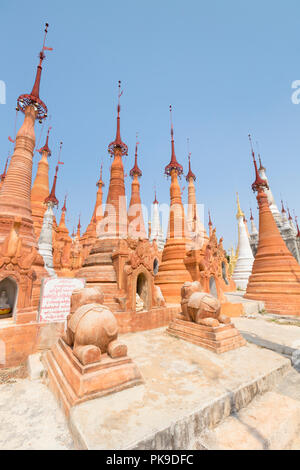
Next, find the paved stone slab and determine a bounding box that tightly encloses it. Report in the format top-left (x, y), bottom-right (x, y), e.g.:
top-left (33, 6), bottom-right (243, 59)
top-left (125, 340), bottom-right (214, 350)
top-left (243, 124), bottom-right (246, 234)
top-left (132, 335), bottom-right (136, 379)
top-left (232, 316), bottom-right (300, 356)
top-left (196, 390), bottom-right (300, 450)
top-left (0, 378), bottom-right (74, 450)
top-left (69, 327), bottom-right (290, 450)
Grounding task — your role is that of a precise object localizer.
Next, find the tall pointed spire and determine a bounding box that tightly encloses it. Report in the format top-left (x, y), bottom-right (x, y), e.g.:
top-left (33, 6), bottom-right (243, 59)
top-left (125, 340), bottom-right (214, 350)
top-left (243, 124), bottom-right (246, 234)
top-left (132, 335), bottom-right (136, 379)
top-left (0, 24), bottom-right (53, 233)
top-left (44, 165), bottom-right (59, 206)
top-left (108, 81), bottom-right (128, 156)
top-left (185, 139), bottom-right (196, 182)
top-left (17, 23), bottom-right (52, 123)
top-left (164, 105), bottom-right (183, 177)
top-left (77, 215), bottom-right (81, 237)
top-left (38, 125), bottom-right (52, 156)
top-left (155, 106), bottom-right (192, 303)
top-left (81, 161), bottom-right (106, 256)
top-left (128, 135), bottom-right (147, 239)
top-left (101, 82), bottom-right (128, 239)
top-left (129, 137), bottom-right (142, 178)
top-left (249, 135), bottom-right (268, 193)
top-left (185, 141), bottom-right (207, 247)
top-left (31, 126), bottom-right (52, 236)
top-left (236, 192), bottom-right (244, 219)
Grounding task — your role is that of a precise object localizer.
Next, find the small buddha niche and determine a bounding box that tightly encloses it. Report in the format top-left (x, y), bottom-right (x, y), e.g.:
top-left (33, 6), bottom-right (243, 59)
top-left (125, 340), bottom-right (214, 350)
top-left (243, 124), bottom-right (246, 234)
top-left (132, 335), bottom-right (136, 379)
top-left (136, 272), bottom-right (149, 311)
top-left (0, 278), bottom-right (17, 319)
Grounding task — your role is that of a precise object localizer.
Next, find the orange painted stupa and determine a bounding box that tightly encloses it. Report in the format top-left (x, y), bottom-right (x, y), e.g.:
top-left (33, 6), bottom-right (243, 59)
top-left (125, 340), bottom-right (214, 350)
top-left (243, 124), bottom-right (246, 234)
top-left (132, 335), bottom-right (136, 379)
top-left (155, 106), bottom-right (192, 303)
top-left (0, 24), bottom-right (52, 367)
top-left (128, 137), bottom-right (147, 239)
top-left (76, 81), bottom-right (129, 308)
top-left (53, 195), bottom-right (73, 277)
top-left (245, 135), bottom-right (300, 315)
top-left (185, 147), bottom-right (209, 249)
top-left (0, 156), bottom-right (9, 192)
top-left (80, 163), bottom-right (105, 260)
top-left (31, 126), bottom-right (51, 237)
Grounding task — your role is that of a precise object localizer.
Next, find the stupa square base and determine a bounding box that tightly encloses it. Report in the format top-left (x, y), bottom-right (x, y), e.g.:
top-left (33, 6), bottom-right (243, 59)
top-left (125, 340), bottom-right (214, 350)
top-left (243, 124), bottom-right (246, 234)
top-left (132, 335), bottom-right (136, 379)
top-left (166, 317), bottom-right (246, 354)
top-left (43, 337), bottom-right (144, 416)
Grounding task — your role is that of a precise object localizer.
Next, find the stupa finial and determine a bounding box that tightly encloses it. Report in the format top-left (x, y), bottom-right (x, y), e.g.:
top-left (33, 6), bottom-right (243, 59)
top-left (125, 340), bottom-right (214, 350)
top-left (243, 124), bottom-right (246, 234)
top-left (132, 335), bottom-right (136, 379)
top-left (62, 194), bottom-right (67, 212)
top-left (164, 105), bottom-right (183, 177)
top-left (236, 192), bottom-right (244, 219)
top-left (17, 23), bottom-right (52, 122)
top-left (281, 199), bottom-right (286, 213)
top-left (153, 187), bottom-right (158, 204)
top-left (249, 134), bottom-right (269, 193)
top-left (38, 125), bottom-right (52, 156)
top-left (97, 162), bottom-right (105, 188)
top-left (129, 133), bottom-right (142, 178)
top-left (208, 210), bottom-right (212, 226)
top-left (185, 138), bottom-right (196, 182)
top-left (44, 164), bottom-right (59, 206)
top-left (108, 80), bottom-right (128, 156)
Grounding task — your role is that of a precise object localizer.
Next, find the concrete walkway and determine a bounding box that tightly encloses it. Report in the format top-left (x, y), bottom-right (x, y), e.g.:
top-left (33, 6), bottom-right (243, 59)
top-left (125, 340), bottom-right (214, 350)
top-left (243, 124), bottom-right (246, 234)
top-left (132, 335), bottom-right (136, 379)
top-left (232, 315), bottom-right (300, 357)
top-left (0, 378), bottom-right (74, 450)
top-left (69, 328), bottom-right (290, 450)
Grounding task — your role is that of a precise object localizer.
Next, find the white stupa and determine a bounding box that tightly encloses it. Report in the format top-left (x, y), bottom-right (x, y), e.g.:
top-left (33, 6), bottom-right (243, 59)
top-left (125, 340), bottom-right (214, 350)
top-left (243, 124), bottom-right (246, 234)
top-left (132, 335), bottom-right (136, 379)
top-left (150, 192), bottom-right (165, 251)
top-left (232, 193), bottom-right (254, 290)
top-left (38, 166), bottom-right (59, 277)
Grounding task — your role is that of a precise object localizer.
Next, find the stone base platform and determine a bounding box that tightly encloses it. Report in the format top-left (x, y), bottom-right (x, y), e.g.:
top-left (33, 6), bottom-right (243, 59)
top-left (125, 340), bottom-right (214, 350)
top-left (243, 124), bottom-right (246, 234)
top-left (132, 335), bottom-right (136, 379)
top-left (68, 328), bottom-right (291, 450)
top-left (166, 318), bottom-right (246, 354)
top-left (43, 338), bottom-right (144, 416)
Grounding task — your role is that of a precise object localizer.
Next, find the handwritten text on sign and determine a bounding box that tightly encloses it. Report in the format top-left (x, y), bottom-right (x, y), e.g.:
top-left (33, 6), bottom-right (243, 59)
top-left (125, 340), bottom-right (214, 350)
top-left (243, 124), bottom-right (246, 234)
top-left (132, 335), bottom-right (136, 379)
top-left (39, 278), bottom-right (85, 323)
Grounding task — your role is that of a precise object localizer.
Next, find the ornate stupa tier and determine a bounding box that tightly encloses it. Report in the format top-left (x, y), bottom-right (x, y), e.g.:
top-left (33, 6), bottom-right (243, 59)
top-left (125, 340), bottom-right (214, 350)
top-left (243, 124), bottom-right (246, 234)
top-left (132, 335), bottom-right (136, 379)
top-left (155, 108), bottom-right (192, 303)
top-left (81, 163), bottom-right (105, 260)
top-left (185, 151), bottom-right (208, 249)
top-left (245, 144), bottom-right (300, 315)
top-left (31, 127), bottom-right (51, 237)
top-left (99, 82), bottom-right (128, 239)
top-left (0, 106), bottom-right (38, 243)
top-left (232, 193), bottom-right (254, 290)
top-left (128, 140), bottom-right (147, 239)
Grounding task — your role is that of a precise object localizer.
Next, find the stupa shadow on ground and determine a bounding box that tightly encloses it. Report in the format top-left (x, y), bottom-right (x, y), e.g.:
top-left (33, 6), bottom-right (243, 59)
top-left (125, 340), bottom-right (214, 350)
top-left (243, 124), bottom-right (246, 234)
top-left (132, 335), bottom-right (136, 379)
top-left (68, 327), bottom-right (290, 450)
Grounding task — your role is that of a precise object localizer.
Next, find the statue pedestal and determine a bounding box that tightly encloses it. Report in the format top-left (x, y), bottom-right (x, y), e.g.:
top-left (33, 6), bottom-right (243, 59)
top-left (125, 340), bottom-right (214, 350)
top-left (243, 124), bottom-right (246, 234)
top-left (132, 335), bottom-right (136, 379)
top-left (166, 317), bottom-right (246, 354)
top-left (43, 337), bottom-right (144, 416)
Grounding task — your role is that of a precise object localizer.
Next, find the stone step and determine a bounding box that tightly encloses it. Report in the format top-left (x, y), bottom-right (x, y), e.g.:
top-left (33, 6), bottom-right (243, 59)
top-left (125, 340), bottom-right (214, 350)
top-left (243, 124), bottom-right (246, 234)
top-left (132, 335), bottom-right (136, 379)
top-left (195, 390), bottom-right (300, 450)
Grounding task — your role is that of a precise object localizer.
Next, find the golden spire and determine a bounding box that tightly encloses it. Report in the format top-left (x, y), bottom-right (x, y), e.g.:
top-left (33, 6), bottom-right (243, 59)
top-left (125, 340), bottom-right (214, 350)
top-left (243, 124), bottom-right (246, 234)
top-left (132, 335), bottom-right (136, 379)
top-left (236, 192), bottom-right (244, 219)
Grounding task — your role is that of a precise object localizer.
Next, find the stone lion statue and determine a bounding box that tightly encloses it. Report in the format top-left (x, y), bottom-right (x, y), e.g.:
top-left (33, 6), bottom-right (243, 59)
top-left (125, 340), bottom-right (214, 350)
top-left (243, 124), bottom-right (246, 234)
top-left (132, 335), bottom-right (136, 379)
top-left (180, 281), bottom-right (231, 327)
top-left (63, 286), bottom-right (127, 365)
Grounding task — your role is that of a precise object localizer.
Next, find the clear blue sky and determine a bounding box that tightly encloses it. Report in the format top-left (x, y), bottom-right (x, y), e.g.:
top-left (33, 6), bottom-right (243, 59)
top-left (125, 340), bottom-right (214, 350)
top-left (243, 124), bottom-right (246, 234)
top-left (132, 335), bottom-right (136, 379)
top-left (1, 0), bottom-right (300, 250)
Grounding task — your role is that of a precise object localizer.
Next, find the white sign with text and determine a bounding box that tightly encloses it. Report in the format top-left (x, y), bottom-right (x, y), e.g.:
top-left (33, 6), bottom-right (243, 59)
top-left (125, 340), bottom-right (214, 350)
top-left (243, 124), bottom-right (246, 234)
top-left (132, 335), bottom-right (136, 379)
top-left (38, 277), bottom-right (85, 323)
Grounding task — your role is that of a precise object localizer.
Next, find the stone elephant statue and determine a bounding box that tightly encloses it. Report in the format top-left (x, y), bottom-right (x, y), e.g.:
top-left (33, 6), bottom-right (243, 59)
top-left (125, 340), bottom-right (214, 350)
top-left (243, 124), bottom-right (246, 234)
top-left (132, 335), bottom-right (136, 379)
top-left (63, 286), bottom-right (127, 365)
top-left (180, 281), bottom-right (231, 327)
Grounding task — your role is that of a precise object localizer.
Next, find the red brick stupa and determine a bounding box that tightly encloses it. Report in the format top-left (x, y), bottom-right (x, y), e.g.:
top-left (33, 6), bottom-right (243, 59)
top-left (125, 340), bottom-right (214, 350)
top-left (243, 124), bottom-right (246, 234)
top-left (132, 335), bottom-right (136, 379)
top-left (245, 135), bottom-right (300, 315)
